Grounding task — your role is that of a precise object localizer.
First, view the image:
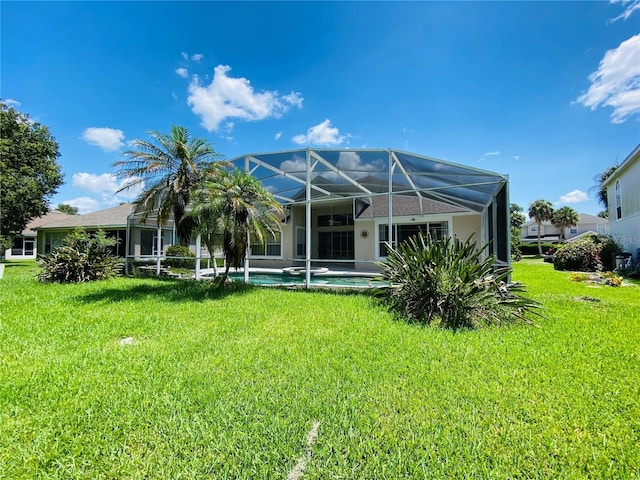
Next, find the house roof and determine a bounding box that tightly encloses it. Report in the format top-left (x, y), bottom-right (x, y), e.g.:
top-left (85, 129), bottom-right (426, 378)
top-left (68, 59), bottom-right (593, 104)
top-left (523, 213), bottom-right (608, 227)
top-left (227, 148), bottom-right (508, 213)
top-left (20, 211), bottom-right (75, 236)
top-left (34, 203), bottom-right (135, 230)
top-left (602, 143), bottom-right (640, 187)
top-left (357, 194), bottom-right (468, 218)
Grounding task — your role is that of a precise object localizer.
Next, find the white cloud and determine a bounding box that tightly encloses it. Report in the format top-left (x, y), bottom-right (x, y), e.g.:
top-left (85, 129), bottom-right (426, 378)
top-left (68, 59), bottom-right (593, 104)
top-left (176, 67), bottom-right (188, 78)
top-left (483, 151), bottom-right (501, 156)
top-left (4, 98), bottom-right (21, 107)
top-left (608, 0), bottom-right (640, 22)
top-left (72, 172), bottom-right (143, 200)
top-left (336, 151), bottom-right (384, 178)
top-left (513, 155), bottom-right (520, 160)
top-left (280, 155), bottom-right (307, 173)
top-left (181, 52), bottom-right (189, 61)
top-left (559, 189), bottom-right (589, 204)
top-left (191, 53), bottom-right (204, 62)
top-left (82, 127), bottom-right (125, 152)
top-left (576, 34), bottom-right (640, 123)
top-left (275, 131), bottom-right (282, 140)
top-left (63, 196), bottom-right (101, 214)
top-left (187, 65), bottom-right (304, 131)
top-left (292, 119), bottom-right (345, 146)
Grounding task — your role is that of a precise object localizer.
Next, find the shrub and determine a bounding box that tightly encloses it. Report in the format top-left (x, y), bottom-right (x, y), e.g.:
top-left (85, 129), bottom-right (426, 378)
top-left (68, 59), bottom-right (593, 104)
top-left (590, 235), bottom-right (622, 271)
top-left (377, 233), bottom-right (541, 329)
top-left (519, 243), bottom-right (557, 255)
top-left (165, 245), bottom-right (196, 269)
top-left (553, 239), bottom-right (602, 272)
top-left (37, 228), bottom-right (122, 283)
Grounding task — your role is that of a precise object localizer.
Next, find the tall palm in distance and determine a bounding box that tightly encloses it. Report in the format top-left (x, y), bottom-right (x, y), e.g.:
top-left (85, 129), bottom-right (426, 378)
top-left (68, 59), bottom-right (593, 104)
top-left (191, 169), bottom-right (283, 279)
top-left (528, 199), bottom-right (554, 255)
top-left (551, 206), bottom-right (579, 242)
top-left (114, 126), bottom-right (224, 245)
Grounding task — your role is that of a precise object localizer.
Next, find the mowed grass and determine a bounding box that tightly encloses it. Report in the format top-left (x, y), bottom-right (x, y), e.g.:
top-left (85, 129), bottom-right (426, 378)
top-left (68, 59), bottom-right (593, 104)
top-left (1, 260), bottom-right (638, 479)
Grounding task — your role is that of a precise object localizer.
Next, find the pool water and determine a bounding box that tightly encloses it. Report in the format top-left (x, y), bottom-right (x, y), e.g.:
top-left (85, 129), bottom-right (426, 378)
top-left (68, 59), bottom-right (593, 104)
top-left (226, 272), bottom-right (388, 288)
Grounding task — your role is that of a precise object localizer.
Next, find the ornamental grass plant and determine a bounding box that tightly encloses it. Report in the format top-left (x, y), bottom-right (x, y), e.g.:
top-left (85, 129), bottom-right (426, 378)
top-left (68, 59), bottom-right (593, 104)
top-left (377, 233), bottom-right (540, 329)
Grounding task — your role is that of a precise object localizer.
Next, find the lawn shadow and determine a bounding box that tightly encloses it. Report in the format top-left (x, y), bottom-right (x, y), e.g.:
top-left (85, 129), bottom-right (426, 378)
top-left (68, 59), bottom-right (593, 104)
top-left (76, 277), bottom-right (256, 304)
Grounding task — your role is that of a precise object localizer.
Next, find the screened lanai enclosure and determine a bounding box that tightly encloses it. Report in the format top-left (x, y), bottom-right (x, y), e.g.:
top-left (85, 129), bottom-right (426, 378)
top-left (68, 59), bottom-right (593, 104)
top-left (223, 148), bottom-right (510, 287)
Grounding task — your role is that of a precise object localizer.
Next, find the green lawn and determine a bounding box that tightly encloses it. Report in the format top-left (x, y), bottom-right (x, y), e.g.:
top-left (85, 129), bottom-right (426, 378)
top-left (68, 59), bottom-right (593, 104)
top-left (1, 260), bottom-right (638, 479)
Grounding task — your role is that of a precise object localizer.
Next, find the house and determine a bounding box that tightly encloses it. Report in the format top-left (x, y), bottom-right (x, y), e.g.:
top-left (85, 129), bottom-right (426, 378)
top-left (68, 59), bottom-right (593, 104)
top-left (229, 148), bottom-right (510, 275)
top-left (33, 203), bottom-right (209, 263)
top-left (3, 210), bottom-right (73, 259)
top-left (33, 149), bottom-right (511, 284)
top-left (520, 213), bottom-right (609, 244)
top-left (603, 144), bottom-right (640, 261)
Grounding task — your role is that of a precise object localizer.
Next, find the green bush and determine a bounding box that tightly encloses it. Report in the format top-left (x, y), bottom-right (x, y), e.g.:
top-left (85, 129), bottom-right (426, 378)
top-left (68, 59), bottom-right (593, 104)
top-left (519, 243), bottom-right (557, 255)
top-left (590, 235), bottom-right (622, 271)
top-left (377, 233), bottom-right (540, 329)
top-left (37, 228), bottom-right (122, 283)
top-left (165, 245), bottom-right (196, 269)
top-left (553, 239), bottom-right (602, 272)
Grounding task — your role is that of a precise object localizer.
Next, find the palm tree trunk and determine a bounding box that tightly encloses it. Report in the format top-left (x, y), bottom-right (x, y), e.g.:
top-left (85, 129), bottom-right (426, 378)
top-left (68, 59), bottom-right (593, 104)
top-left (537, 221), bottom-right (542, 255)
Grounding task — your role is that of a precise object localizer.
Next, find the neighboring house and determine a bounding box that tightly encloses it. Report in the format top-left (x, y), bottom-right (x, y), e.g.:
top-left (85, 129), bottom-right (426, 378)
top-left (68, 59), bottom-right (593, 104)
top-left (520, 213), bottom-right (609, 244)
top-left (3, 210), bottom-right (73, 259)
top-left (32, 149), bottom-right (512, 276)
top-left (603, 144), bottom-right (640, 260)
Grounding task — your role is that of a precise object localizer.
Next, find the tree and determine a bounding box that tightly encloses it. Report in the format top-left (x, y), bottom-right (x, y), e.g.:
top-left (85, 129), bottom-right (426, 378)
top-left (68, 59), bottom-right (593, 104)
top-left (113, 125), bottom-right (223, 245)
top-left (528, 199), bottom-right (554, 255)
top-left (551, 206), bottom-right (579, 242)
top-left (510, 203), bottom-right (526, 230)
top-left (510, 204), bottom-right (526, 260)
top-left (191, 169), bottom-right (283, 279)
top-left (56, 204), bottom-right (78, 215)
top-left (0, 102), bottom-right (63, 246)
top-left (592, 165), bottom-right (618, 210)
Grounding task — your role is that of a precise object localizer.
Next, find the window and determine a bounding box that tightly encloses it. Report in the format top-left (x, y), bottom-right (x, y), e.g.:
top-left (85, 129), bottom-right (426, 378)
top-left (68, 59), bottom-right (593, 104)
top-left (570, 226), bottom-right (578, 235)
top-left (317, 213), bottom-right (353, 227)
top-left (140, 229), bottom-right (164, 256)
top-left (251, 231), bottom-right (281, 257)
top-left (44, 232), bottom-right (65, 253)
top-left (378, 221), bottom-right (449, 257)
top-left (615, 180), bottom-right (622, 219)
top-left (530, 225), bottom-right (538, 233)
top-left (296, 227), bottom-right (306, 258)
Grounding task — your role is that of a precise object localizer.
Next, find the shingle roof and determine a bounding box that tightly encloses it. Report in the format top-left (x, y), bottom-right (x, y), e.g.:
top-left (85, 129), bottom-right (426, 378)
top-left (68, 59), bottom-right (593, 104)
top-left (33, 203), bottom-right (135, 230)
top-left (21, 211), bottom-right (75, 236)
top-left (358, 195), bottom-right (468, 218)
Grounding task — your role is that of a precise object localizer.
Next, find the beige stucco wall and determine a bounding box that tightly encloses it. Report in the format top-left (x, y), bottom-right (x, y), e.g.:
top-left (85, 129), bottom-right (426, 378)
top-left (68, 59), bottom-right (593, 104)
top-left (452, 214), bottom-right (482, 244)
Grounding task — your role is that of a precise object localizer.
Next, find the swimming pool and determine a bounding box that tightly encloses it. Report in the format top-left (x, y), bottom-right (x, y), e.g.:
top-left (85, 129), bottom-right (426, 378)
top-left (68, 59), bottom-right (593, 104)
top-left (219, 272), bottom-right (388, 288)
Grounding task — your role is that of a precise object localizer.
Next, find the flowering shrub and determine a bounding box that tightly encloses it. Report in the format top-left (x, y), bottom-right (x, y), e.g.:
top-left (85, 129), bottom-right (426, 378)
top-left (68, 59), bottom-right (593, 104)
top-left (553, 239), bottom-right (602, 272)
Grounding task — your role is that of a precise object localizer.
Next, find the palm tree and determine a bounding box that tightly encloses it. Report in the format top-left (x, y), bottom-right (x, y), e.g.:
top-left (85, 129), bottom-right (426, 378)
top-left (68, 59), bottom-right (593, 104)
top-left (593, 165), bottom-right (618, 210)
top-left (191, 169), bottom-right (283, 279)
top-left (528, 199), bottom-right (554, 255)
top-left (113, 126), bottom-right (223, 245)
top-left (551, 206), bottom-right (579, 242)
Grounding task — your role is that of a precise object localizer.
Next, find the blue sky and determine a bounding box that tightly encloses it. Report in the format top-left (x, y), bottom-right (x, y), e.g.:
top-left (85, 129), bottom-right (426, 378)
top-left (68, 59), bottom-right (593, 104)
top-left (2, 1), bottom-right (639, 216)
